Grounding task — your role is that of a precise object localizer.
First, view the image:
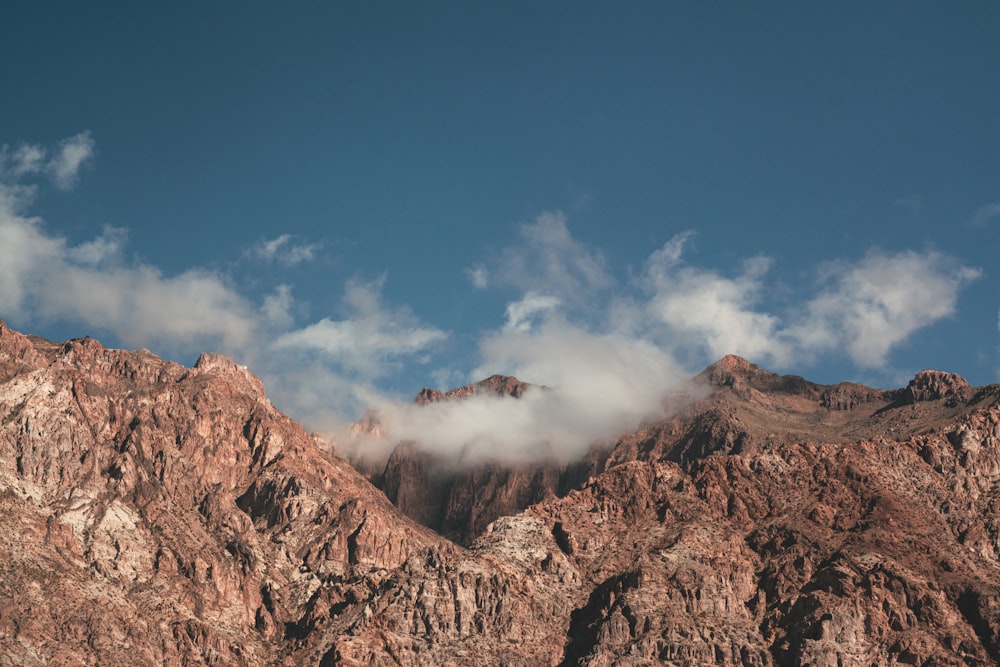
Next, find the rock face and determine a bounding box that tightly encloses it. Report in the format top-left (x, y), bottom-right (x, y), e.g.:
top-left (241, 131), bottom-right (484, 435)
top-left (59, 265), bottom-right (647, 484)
top-left (368, 375), bottom-right (604, 545)
top-left (414, 374), bottom-right (534, 405)
top-left (4, 320), bottom-right (1000, 665)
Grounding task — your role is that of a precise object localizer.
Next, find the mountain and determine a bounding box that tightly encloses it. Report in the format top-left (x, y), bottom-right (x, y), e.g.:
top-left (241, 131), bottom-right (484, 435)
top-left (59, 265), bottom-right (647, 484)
top-left (3, 320), bottom-right (1000, 665)
top-left (361, 375), bottom-right (605, 545)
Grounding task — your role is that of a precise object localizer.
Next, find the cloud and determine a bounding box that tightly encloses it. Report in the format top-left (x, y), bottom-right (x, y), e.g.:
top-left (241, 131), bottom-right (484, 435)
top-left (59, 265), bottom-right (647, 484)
top-left (972, 202), bottom-right (1000, 228)
top-left (248, 234), bottom-right (319, 265)
top-left (641, 233), bottom-right (790, 366)
top-left (345, 219), bottom-right (982, 467)
top-left (0, 134), bottom-right (446, 412)
top-left (358, 317), bottom-right (692, 465)
top-left (639, 233), bottom-right (980, 370)
top-left (503, 292), bottom-right (560, 332)
top-left (67, 225), bottom-right (128, 265)
top-left (0, 139), bottom-right (986, 469)
top-left (0, 202), bottom-right (259, 355)
top-left (0, 131), bottom-right (94, 190)
top-left (489, 211), bottom-right (611, 306)
top-left (789, 250), bottom-right (980, 367)
top-left (465, 265), bottom-right (489, 289)
top-left (271, 277), bottom-right (447, 377)
top-left (261, 284), bottom-right (295, 330)
top-left (50, 132), bottom-right (96, 189)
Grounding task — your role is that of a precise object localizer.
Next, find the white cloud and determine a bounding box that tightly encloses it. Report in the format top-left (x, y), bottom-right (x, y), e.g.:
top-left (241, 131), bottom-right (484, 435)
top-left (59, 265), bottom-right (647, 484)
top-left (789, 250), bottom-right (980, 367)
top-left (503, 292), bottom-right (560, 332)
top-left (67, 225), bottom-right (128, 265)
top-left (1, 132), bottom-right (95, 190)
top-left (358, 318), bottom-right (691, 465)
top-left (8, 144), bottom-right (46, 178)
top-left (465, 264), bottom-right (489, 289)
top-left (50, 132), bottom-right (95, 189)
top-left (0, 202), bottom-right (258, 355)
top-left (490, 211), bottom-right (611, 306)
top-left (0, 139), bottom-right (986, 469)
top-left (641, 234), bottom-right (790, 366)
top-left (271, 277), bottom-right (447, 377)
top-left (248, 234), bottom-right (319, 265)
top-left (0, 134), bottom-right (447, 400)
top-left (972, 202), bottom-right (1000, 228)
top-left (346, 221), bottom-right (982, 467)
top-left (261, 284), bottom-right (295, 330)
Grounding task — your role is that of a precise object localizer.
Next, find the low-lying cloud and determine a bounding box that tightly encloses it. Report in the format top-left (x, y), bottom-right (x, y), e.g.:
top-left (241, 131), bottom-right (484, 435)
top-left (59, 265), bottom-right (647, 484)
top-left (0, 133), bottom-right (986, 468)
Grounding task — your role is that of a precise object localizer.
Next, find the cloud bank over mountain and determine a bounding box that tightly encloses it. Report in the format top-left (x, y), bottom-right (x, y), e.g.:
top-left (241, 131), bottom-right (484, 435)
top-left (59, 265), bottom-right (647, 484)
top-left (0, 133), bottom-right (985, 464)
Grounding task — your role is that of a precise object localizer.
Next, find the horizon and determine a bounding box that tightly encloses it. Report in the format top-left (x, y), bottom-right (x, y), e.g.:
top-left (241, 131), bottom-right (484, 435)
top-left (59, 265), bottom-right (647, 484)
top-left (2, 3), bottom-right (998, 444)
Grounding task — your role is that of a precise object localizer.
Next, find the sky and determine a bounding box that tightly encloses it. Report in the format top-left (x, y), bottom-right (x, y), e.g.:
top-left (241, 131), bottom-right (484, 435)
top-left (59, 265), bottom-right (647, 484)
top-left (1, 3), bottom-right (998, 461)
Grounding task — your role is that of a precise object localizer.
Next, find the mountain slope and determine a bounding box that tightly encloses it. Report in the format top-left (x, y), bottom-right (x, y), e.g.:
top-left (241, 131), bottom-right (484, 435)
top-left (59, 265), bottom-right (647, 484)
top-left (3, 320), bottom-right (1000, 665)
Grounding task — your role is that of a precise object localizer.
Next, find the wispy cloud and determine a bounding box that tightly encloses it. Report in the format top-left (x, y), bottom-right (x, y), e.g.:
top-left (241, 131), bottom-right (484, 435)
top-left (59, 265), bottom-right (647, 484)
top-left (272, 277), bottom-right (447, 377)
top-left (0, 134), bottom-right (445, 425)
top-left (50, 132), bottom-right (96, 189)
top-left (465, 264), bottom-right (489, 289)
top-left (789, 250), bottom-right (980, 367)
top-left (503, 292), bottom-right (560, 332)
top-left (487, 211), bottom-right (611, 307)
top-left (354, 224), bottom-right (980, 465)
top-left (0, 131), bottom-right (94, 190)
top-left (972, 202), bottom-right (1000, 228)
top-left (640, 234), bottom-right (790, 366)
top-left (893, 194), bottom-right (923, 215)
top-left (0, 134), bottom-right (985, 468)
top-left (247, 234), bottom-right (319, 265)
top-left (362, 317), bottom-right (691, 465)
top-left (0, 205), bottom-right (259, 355)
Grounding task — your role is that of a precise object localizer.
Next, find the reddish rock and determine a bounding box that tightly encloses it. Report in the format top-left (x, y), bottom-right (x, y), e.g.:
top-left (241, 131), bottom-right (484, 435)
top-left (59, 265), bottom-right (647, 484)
top-left (4, 319), bottom-right (1000, 666)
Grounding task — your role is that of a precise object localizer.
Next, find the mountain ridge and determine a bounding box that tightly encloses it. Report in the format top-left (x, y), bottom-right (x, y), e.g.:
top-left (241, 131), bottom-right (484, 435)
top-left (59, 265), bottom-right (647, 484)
top-left (3, 319), bottom-right (1000, 665)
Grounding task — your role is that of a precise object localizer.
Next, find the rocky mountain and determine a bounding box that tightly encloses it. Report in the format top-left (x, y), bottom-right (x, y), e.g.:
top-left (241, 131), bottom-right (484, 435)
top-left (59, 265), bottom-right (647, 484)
top-left (3, 320), bottom-right (1000, 665)
top-left (362, 375), bottom-right (604, 545)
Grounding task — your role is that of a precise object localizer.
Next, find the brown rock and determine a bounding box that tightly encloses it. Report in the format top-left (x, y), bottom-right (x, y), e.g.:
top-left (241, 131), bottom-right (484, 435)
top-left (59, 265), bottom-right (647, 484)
top-left (5, 321), bottom-right (1000, 665)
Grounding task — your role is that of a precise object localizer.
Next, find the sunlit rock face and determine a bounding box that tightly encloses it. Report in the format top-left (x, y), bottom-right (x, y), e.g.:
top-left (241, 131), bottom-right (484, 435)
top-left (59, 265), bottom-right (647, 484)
top-left (4, 318), bottom-right (1000, 666)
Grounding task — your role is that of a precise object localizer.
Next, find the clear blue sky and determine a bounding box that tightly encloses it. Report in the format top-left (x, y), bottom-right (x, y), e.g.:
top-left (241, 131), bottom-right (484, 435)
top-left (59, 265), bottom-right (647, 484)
top-left (2, 2), bottom-right (998, 431)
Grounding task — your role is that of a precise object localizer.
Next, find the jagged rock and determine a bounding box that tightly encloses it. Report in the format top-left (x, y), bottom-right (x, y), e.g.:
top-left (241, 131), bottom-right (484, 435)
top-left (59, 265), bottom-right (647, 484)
top-left (415, 374), bottom-right (534, 405)
top-left (4, 321), bottom-right (1000, 665)
top-left (363, 375), bottom-right (602, 545)
top-left (903, 370), bottom-right (973, 406)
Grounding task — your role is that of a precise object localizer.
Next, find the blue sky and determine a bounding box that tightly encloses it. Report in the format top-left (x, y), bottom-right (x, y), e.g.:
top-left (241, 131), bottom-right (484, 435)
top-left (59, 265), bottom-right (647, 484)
top-left (1, 3), bottom-right (998, 448)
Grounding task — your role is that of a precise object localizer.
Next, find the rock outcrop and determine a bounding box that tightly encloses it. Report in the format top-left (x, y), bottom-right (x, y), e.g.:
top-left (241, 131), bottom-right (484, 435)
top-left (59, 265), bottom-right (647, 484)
top-left (365, 376), bottom-right (603, 545)
top-left (4, 319), bottom-right (1000, 665)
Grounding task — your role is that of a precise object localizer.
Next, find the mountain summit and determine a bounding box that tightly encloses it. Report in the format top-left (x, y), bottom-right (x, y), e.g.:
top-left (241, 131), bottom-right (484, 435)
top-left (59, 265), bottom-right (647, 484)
top-left (3, 320), bottom-right (1000, 665)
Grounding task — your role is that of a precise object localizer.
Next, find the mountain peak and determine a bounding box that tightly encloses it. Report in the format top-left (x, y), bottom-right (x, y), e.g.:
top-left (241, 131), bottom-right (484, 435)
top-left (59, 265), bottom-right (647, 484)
top-left (415, 374), bottom-right (533, 404)
top-left (903, 369), bottom-right (972, 405)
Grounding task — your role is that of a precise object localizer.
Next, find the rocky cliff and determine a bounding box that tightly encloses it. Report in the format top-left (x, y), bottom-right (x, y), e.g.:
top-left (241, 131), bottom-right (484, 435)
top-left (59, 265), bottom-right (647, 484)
top-left (3, 320), bottom-right (1000, 665)
top-left (365, 375), bottom-right (604, 545)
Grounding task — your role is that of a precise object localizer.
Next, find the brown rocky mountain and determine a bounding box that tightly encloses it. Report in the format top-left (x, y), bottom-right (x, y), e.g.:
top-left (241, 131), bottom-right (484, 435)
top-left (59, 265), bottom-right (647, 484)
top-left (364, 375), bottom-right (604, 545)
top-left (3, 320), bottom-right (1000, 665)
